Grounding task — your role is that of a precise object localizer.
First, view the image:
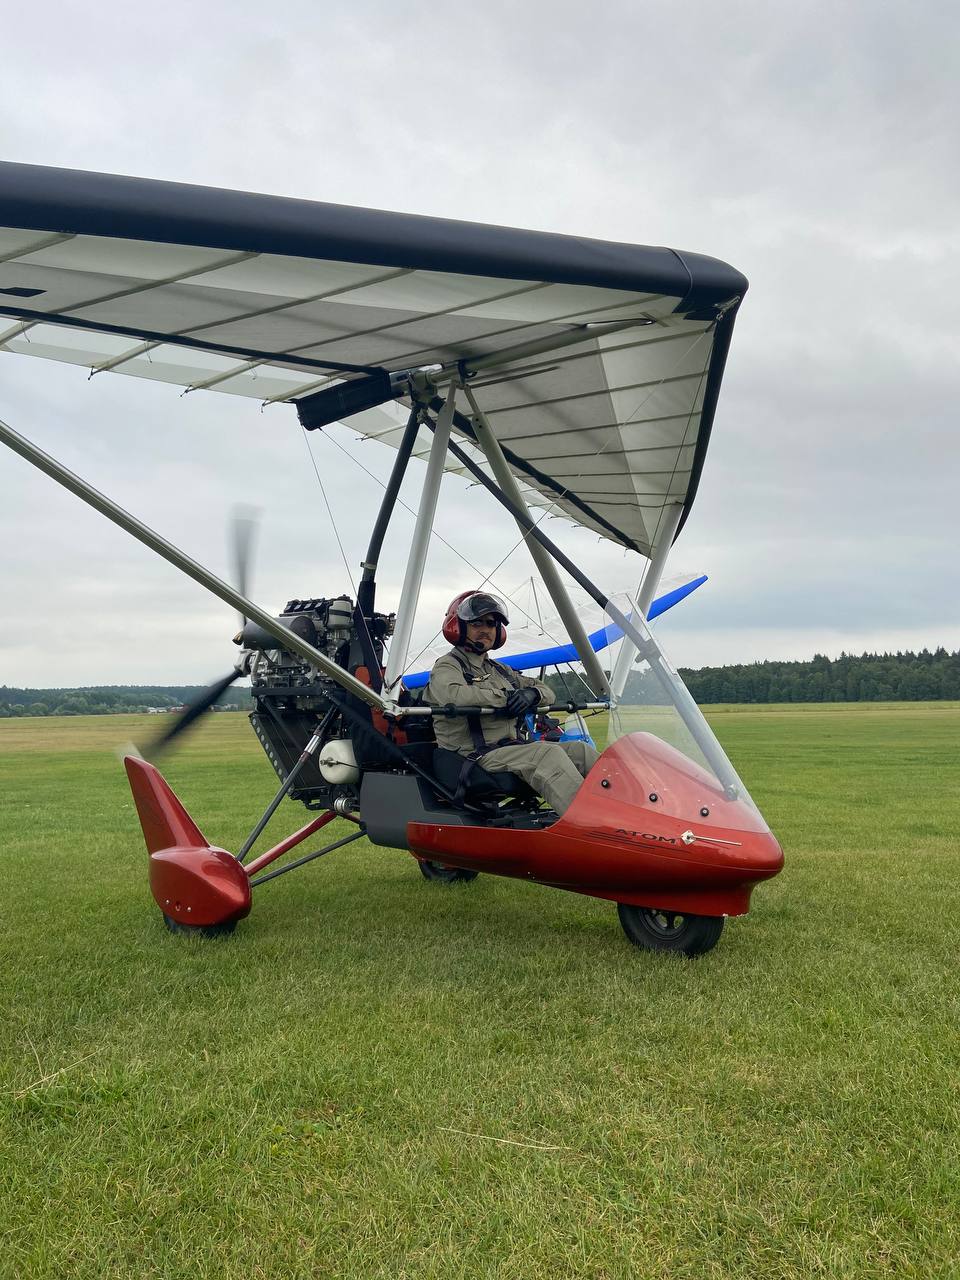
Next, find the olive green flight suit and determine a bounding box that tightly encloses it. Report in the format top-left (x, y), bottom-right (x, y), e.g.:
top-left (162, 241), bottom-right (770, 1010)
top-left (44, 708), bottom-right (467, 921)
top-left (427, 646), bottom-right (598, 815)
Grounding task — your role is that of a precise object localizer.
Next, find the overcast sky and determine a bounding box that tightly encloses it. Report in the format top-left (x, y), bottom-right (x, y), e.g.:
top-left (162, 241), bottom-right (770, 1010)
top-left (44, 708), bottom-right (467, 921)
top-left (1, 1), bottom-right (957, 688)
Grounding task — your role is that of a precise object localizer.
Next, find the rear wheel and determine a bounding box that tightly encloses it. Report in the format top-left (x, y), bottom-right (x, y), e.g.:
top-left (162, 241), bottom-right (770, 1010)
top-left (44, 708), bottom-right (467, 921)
top-left (417, 859), bottom-right (479, 884)
top-left (163, 913), bottom-right (238, 939)
top-left (617, 904), bottom-right (723, 957)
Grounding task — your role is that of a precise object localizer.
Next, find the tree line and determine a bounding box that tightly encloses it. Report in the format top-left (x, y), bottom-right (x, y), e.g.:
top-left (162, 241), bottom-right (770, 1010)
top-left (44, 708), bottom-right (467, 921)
top-left (544, 647), bottom-right (960, 705)
top-left (2, 648), bottom-right (959, 717)
top-left (676, 647), bottom-right (960, 703)
top-left (0, 685), bottom-right (253, 718)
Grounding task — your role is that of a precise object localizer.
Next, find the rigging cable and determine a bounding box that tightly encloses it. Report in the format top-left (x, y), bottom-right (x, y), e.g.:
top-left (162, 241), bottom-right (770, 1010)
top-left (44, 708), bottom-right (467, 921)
top-left (303, 323), bottom-right (715, 697)
top-left (300, 425), bottom-right (357, 596)
top-left (320, 422), bottom-right (563, 636)
top-left (452, 323), bottom-right (718, 619)
top-left (422, 325), bottom-right (718, 684)
top-left (316, 422), bottom-right (598, 699)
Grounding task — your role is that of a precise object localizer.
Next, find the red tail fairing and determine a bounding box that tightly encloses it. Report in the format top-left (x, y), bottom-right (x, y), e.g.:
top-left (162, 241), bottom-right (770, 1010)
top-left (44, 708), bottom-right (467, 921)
top-left (124, 756), bottom-right (251, 929)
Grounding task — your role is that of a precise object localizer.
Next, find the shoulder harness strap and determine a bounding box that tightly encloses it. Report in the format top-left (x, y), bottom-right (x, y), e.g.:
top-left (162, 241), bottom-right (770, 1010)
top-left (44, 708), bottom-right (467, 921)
top-left (445, 650), bottom-right (490, 753)
top-left (445, 651), bottom-right (530, 750)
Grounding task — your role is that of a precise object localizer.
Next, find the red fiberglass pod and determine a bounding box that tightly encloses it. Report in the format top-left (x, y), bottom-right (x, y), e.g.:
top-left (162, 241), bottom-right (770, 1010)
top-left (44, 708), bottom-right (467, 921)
top-left (407, 598), bottom-right (783, 956)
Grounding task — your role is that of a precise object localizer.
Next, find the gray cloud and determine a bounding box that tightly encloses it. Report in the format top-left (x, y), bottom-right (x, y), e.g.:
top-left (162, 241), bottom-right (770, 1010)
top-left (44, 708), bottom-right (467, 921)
top-left (0, 1), bottom-right (957, 686)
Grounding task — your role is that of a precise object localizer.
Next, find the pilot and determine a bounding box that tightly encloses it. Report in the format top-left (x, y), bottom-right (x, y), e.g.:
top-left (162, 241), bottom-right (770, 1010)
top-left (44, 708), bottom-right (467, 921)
top-left (427, 590), bottom-right (598, 815)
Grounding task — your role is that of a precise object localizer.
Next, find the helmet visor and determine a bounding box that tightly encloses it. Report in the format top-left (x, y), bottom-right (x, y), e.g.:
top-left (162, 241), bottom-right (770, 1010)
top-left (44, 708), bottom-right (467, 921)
top-left (456, 592), bottom-right (509, 626)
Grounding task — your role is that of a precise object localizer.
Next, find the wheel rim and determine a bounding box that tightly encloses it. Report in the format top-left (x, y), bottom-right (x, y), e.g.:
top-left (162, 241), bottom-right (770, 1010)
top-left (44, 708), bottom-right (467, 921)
top-left (617, 903), bottom-right (724, 956)
top-left (641, 909), bottom-right (688, 938)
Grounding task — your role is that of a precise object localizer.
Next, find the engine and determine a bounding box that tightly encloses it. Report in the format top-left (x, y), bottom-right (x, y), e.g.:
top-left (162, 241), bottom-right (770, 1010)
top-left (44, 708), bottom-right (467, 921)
top-left (239, 594), bottom-right (397, 810)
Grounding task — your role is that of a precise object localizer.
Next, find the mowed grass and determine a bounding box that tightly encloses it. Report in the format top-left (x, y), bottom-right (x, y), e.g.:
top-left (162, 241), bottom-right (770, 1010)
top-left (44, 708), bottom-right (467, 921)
top-left (0, 705), bottom-right (958, 1279)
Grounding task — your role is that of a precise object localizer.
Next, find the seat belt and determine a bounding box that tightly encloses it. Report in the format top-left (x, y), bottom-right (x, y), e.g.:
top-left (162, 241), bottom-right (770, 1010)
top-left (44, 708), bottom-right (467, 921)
top-left (453, 756), bottom-right (481, 807)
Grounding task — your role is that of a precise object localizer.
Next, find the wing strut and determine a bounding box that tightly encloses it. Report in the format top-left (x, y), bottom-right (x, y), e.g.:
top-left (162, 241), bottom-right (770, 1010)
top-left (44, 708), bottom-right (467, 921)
top-left (609, 501), bottom-right (685, 699)
top-left (420, 412), bottom-right (741, 797)
top-left (461, 382), bottom-right (610, 698)
top-left (382, 385), bottom-right (457, 694)
top-left (356, 406), bottom-right (420, 620)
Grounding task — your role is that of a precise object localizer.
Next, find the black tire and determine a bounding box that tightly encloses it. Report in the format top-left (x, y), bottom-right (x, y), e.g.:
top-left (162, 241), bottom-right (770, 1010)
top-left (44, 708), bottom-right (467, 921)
top-left (616, 904), bottom-right (723, 957)
top-left (163, 913), bottom-right (239, 939)
top-left (417, 859), bottom-right (479, 884)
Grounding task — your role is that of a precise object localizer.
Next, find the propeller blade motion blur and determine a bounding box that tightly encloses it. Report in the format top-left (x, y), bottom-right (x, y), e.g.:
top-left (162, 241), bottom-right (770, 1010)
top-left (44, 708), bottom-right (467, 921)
top-left (145, 668), bottom-right (243, 759)
top-left (230, 504), bottom-right (259, 627)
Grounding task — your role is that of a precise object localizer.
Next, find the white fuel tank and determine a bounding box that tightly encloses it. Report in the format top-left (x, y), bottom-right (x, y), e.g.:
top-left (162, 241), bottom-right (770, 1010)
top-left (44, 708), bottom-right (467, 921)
top-left (317, 739), bottom-right (360, 785)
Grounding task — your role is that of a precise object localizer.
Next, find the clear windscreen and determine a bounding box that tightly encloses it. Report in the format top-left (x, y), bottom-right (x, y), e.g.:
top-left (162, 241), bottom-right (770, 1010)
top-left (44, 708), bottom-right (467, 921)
top-left (604, 593), bottom-right (766, 824)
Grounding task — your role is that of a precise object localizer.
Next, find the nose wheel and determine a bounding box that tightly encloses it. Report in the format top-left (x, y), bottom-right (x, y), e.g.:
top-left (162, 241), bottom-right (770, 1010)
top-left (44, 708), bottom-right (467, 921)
top-left (417, 859), bottom-right (479, 884)
top-left (617, 904), bottom-right (723, 957)
top-left (163, 913), bottom-right (239, 939)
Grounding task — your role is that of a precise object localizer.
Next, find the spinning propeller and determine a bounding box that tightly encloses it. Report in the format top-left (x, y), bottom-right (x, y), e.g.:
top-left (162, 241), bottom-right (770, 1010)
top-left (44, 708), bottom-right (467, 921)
top-left (230, 504), bottom-right (258, 627)
top-left (145, 507), bottom-right (259, 759)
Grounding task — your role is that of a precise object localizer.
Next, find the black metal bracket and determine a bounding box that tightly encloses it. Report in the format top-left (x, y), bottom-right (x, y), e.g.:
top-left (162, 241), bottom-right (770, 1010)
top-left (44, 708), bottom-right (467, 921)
top-left (249, 828), bottom-right (365, 887)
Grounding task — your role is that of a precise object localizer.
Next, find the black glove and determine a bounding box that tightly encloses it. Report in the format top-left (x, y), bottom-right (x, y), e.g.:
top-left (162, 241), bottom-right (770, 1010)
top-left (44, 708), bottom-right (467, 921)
top-left (504, 686), bottom-right (541, 717)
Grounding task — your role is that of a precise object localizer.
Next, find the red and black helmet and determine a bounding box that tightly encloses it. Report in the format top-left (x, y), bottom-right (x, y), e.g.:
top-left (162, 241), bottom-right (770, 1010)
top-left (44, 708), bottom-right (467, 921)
top-left (442, 591), bottom-right (509, 650)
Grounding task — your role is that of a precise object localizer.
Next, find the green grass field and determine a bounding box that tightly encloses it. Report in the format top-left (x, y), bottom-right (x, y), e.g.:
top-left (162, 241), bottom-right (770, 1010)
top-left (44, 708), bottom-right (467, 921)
top-left (1, 705), bottom-right (958, 1279)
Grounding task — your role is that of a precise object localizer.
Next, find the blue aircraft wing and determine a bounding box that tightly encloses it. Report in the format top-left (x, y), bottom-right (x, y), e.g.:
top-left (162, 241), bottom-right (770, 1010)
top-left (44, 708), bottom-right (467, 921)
top-left (402, 574), bottom-right (706, 689)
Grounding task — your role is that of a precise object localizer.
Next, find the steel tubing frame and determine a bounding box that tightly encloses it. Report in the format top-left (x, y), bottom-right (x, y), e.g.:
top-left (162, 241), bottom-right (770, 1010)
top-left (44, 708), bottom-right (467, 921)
top-left (382, 382), bottom-right (457, 694)
top-left (461, 382), bottom-right (610, 698)
top-left (0, 414), bottom-right (386, 709)
top-left (609, 501), bottom-right (684, 699)
top-left (243, 808), bottom-right (362, 879)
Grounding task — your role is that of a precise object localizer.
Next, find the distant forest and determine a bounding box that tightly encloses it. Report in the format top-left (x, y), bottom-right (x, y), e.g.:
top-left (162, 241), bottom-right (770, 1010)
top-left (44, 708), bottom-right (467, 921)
top-left (530, 647), bottom-right (959, 706)
top-left (3, 649), bottom-right (958, 717)
top-left (0, 685), bottom-right (253, 718)
top-left (678, 648), bottom-right (960, 704)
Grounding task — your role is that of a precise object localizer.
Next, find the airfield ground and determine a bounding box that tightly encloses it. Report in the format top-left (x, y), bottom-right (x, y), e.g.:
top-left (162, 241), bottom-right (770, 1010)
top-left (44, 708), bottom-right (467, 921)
top-left (0, 704), bottom-right (958, 1279)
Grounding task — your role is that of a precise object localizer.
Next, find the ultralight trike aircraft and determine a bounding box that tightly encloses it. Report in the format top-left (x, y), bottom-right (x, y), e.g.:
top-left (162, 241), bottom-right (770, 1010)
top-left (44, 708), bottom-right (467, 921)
top-left (0, 163), bottom-right (783, 957)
